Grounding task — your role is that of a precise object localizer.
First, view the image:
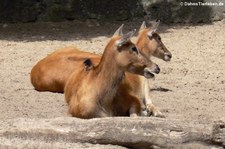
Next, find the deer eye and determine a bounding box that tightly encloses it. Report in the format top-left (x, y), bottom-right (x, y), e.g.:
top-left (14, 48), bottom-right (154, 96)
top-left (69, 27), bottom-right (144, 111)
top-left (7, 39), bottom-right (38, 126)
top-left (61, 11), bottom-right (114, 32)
top-left (158, 36), bottom-right (161, 41)
top-left (148, 35), bottom-right (152, 40)
top-left (131, 46), bottom-right (138, 54)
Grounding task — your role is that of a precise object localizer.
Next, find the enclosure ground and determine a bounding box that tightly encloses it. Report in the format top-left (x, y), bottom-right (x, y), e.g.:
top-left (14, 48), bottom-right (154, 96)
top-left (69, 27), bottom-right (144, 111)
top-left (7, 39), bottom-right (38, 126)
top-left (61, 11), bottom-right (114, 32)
top-left (0, 20), bottom-right (224, 124)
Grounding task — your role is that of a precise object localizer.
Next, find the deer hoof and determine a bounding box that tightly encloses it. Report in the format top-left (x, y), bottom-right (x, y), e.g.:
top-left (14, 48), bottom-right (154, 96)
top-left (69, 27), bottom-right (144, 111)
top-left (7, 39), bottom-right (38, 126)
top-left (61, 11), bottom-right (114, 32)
top-left (146, 104), bottom-right (165, 118)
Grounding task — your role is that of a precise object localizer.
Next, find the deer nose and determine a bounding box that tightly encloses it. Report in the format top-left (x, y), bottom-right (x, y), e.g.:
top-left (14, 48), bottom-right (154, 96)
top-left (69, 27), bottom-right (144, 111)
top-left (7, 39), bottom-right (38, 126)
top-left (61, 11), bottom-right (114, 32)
top-left (155, 64), bottom-right (160, 74)
top-left (143, 64), bottom-right (160, 79)
top-left (167, 54), bottom-right (172, 58)
top-left (164, 53), bottom-right (172, 61)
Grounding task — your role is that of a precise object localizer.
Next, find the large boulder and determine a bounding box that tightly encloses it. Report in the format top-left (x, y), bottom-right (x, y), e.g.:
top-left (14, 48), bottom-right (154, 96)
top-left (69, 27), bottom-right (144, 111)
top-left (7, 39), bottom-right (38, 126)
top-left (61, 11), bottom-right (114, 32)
top-left (0, 0), bottom-right (37, 22)
top-left (141, 0), bottom-right (225, 23)
top-left (0, 117), bottom-right (225, 148)
top-left (0, 0), bottom-right (224, 23)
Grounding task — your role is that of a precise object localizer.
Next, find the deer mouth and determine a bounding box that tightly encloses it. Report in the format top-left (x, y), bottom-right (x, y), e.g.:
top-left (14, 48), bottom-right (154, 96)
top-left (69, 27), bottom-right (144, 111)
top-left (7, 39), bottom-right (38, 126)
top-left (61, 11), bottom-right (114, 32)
top-left (143, 70), bottom-right (155, 79)
top-left (143, 65), bottom-right (160, 79)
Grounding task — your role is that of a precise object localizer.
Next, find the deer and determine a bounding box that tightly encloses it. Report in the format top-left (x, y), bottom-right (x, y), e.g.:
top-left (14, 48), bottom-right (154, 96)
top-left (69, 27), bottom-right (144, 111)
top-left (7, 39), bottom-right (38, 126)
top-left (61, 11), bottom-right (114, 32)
top-left (136, 20), bottom-right (172, 117)
top-left (64, 25), bottom-right (160, 118)
top-left (30, 20), bottom-right (172, 117)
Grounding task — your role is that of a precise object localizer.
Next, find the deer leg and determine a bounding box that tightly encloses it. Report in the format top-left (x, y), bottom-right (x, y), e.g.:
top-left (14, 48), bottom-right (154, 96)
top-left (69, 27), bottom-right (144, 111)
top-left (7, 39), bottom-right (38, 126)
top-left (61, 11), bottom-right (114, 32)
top-left (129, 95), bottom-right (141, 117)
top-left (144, 79), bottom-right (165, 118)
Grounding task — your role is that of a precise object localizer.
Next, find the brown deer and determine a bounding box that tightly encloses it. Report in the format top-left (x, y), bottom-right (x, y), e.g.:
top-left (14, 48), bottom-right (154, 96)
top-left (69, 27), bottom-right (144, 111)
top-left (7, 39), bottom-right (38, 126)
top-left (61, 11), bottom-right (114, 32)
top-left (64, 25), bottom-right (159, 118)
top-left (136, 20), bottom-right (172, 117)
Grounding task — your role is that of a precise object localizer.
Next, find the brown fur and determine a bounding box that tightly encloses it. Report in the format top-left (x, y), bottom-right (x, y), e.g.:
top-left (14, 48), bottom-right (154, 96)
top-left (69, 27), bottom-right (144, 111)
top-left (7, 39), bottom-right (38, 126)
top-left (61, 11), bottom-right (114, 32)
top-left (64, 31), bottom-right (155, 118)
top-left (31, 46), bottom-right (100, 93)
top-left (135, 22), bottom-right (172, 116)
top-left (30, 22), bottom-right (172, 117)
top-left (30, 27), bottom-right (171, 93)
top-left (137, 23), bottom-right (172, 61)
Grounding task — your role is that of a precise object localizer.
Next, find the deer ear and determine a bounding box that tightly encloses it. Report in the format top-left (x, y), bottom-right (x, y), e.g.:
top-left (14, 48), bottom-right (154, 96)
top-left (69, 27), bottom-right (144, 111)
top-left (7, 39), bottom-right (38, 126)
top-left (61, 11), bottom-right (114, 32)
top-left (83, 59), bottom-right (93, 71)
top-left (148, 20), bottom-right (160, 38)
top-left (113, 24), bottom-right (124, 36)
top-left (116, 29), bottom-right (136, 47)
top-left (139, 21), bottom-right (147, 31)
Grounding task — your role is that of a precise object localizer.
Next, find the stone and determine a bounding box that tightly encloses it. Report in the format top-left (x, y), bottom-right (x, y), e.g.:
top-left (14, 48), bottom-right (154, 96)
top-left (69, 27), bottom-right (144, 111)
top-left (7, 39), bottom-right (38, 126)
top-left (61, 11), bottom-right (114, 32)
top-left (0, 117), bottom-right (225, 148)
top-left (0, 0), bottom-right (224, 23)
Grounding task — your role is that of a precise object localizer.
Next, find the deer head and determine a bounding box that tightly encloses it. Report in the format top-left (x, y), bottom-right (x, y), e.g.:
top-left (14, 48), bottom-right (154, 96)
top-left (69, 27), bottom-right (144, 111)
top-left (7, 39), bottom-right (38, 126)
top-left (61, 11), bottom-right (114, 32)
top-left (137, 20), bottom-right (172, 62)
top-left (92, 24), bottom-right (160, 79)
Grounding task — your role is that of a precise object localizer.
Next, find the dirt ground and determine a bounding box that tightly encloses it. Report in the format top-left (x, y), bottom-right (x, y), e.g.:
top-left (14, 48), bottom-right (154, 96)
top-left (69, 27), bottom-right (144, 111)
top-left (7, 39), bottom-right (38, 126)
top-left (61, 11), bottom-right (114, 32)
top-left (0, 20), bottom-right (224, 124)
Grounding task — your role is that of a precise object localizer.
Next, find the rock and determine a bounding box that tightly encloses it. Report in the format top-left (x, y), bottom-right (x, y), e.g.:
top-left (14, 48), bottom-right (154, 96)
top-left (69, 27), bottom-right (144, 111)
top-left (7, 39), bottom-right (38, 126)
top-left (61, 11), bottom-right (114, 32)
top-left (0, 0), bottom-right (224, 23)
top-left (0, 117), bottom-right (225, 148)
top-left (2, 24), bottom-right (7, 28)
top-left (0, 0), bottom-right (37, 23)
top-left (141, 0), bottom-right (225, 23)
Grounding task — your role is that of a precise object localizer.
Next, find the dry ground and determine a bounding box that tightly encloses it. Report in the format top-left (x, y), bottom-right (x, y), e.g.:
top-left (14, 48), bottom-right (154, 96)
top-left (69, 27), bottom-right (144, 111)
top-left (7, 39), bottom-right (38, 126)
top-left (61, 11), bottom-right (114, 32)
top-left (0, 20), bottom-right (224, 124)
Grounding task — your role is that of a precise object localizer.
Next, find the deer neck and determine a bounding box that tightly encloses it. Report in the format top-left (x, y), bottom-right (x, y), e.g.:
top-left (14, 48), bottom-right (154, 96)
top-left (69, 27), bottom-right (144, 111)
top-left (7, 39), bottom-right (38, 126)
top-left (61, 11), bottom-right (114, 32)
top-left (92, 48), bottom-right (125, 109)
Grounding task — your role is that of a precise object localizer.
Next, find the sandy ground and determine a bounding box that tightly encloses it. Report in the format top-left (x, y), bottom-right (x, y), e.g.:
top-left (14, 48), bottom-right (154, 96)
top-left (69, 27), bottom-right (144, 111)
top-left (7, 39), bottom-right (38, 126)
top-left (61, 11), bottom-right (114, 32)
top-left (0, 20), bottom-right (224, 124)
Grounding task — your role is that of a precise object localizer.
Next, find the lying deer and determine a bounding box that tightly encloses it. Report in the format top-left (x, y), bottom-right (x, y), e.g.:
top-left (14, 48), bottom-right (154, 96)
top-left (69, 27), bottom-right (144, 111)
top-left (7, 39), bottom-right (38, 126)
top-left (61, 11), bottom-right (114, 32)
top-left (136, 20), bottom-right (172, 116)
top-left (64, 25), bottom-right (159, 118)
top-left (30, 20), bottom-right (172, 117)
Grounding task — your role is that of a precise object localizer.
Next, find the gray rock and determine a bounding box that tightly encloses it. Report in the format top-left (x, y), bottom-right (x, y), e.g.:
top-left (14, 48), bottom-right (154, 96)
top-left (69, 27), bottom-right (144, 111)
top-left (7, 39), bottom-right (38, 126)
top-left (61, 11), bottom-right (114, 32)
top-left (0, 117), bottom-right (225, 148)
top-left (141, 0), bottom-right (225, 23)
top-left (0, 0), bottom-right (224, 23)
